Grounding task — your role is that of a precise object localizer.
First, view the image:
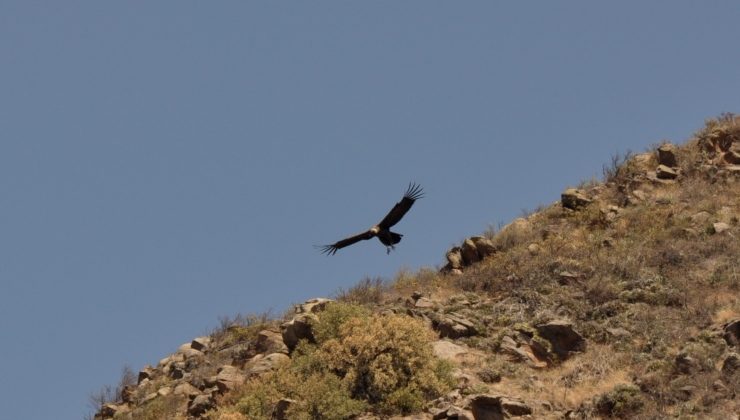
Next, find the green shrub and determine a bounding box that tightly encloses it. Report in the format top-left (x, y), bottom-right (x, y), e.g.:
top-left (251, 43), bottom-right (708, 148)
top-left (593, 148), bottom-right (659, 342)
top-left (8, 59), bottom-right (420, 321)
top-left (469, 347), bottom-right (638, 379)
top-left (318, 313), bottom-right (453, 414)
top-left (222, 306), bottom-right (451, 418)
top-left (310, 302), bottom-right (370, 344)
top-left (595, 384), bottom-right (644, 418)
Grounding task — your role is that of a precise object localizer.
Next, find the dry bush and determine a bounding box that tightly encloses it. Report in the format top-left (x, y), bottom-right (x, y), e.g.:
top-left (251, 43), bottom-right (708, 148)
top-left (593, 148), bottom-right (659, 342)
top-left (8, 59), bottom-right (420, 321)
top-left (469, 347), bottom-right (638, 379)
top-left (335, 277), bottom-right (386, 305)
top-left (211, 311), bottom-right (276, 349)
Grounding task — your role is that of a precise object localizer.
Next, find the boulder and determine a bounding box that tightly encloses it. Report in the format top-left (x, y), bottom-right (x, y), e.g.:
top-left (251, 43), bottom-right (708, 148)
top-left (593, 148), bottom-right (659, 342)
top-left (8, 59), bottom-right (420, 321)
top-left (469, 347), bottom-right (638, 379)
top-left (606, 327), bottom-right (631, 339)
top-left (690, 211), bottom-right (712, 224)
top-left (675, 353), bottom-right (698, 374)
top-left (434, 313), bottom-right (478, 339)
top-left (499, 335), bottom-right (547, 369)
top-left (120, 385), bottom-right (135, 403)
top-left (255, 329), bottom-right (288, 355)
top-left (461, 239), bottom-right (480, 266)
top-left (296, 297), bottom-right (333, 315)
top-left (724, 319), bottom-right (740, 347)
top-left (281, 313), bottom-right (318, 351)
top-left (721, 353), bottom-right (739, 376)
top-left (656, 165), bottom-right (678, 180)
top-left (188, 394), bottom-right (214, 417)
top-left (191, 336), bottom-right (212, 352)
top-left (99, 403), bottom-right (130, 419)
top-left (446, 247), bottom-right (464, 270)
top-left (432, 340), bottom-right (469, 362)
top-left (214, 365), bottom-right (246, 393)
top-left (138, 366), bottom-right (155, 384)
top-left (500, 397), bottom-right (533, 416)
top-left (657, 143), bottom-right (677, 167)
top-left (536, 320), bottom-right (586, 359)
top-left (470, 236), bottom-right (497, 258)
top-left (245, 353), bottom-right (290, 376)
top-left (470, 395), bottom-right (504, 420)
top-left (173, 382), bottom-right (200, 398)
top-left (468, 394), bottom-right (532, 419)
top-left (157, 386), bottom-right (172, 397)
top-left (711, 222), bottom-right (730, 234)
top-left (273, 398), bottom-right (297, 420)
top-left (723, 149), bottom-right (740, 164)
top-left (179, 347), bottom-right (204, 360)
top-left (433, 405), bottom-right (474, 420)
top-left (527, 243), bottom-right (541, 255)
top-left (561, 188), bottom-right (591, 210)
top-left (168, 362), bottom-right (185, 379)
top-left (414, 297), bottom-right (437, 309)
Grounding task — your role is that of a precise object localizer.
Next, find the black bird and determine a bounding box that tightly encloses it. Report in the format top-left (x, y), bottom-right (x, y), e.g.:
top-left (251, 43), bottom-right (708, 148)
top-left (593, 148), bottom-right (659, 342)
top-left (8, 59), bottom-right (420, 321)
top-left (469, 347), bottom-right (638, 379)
top-left (318, 183), bottom-right (424, 255)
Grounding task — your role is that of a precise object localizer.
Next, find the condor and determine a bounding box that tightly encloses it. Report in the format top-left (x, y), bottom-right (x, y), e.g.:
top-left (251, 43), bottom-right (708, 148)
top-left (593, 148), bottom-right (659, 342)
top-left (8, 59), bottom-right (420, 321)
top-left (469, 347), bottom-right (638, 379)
top-left (318, 183), bottom-right (424, 255)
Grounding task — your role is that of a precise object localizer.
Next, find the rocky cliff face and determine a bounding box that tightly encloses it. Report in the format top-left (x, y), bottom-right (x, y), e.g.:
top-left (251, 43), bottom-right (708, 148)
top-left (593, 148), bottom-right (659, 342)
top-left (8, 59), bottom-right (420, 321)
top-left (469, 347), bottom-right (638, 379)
top-left (92, 115), bottom-right (739, 419)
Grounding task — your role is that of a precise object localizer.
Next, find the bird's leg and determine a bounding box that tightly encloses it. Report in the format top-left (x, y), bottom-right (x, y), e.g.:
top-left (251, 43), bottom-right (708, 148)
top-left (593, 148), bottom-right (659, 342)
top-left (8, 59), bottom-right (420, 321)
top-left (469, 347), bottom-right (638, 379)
top-left (386, 245), bottom-right (395, 254)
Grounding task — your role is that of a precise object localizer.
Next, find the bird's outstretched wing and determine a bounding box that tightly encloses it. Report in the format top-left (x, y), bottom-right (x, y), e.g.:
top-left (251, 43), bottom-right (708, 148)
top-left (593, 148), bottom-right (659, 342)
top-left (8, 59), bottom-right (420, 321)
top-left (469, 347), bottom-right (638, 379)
top-left (377, 182), bottom-right (424, 230)
top-left (316, 230), bottom-right (376, 255)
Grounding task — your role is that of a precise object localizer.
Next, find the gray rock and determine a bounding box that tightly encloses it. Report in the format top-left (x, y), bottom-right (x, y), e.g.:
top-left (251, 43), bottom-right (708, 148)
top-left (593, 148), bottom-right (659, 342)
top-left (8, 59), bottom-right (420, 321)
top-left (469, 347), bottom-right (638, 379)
top-left (281, 313), bottom-right (318, 351)
top-left (536, 320), bottom-right (586, 359)
top-left (255, 329), bottom-right (288, 355)
top-left (191, 336), bottom-right (212, 352)
top-left (434, 313), bottom-right (478, 339)
top-left (296, 297), bottom-right (333, 314)
top-left (471, 236), bottom-right (497, 259)
top-left (461, 239), bottom-right (480, 266)
top-left (501, 397), bottom-right (533, 416)
top-left (468, 394), bottom-right (504, 420)
top-left (188, 394), bottom-right (214, 417)
top-left (99, 403), bottom-right (130, 419)
top-left (606, 327), bottom-right (631, 338)
top-left (468, 394), bottom-right (532, 419)
top-left (414, 297), bottom-right (437, 309)
top-left (561, 188), bottom-right (591, 210)
top-left (499, 335), bottom-right (547, 368)
top-left (432, 340), bottom-right (468, 362)
top-left (173, 382), bottom-right (200, 398)
top-left (724, 149), bottom-right (740, 164)
top-left (446, 247), bottom-right (464, 270)
top-left (214, 365), bottom-right (245, 393)
top-left (656, 164), bottom-right (678, 180)
top-left (138, 366), bottom-right (154, 384)
top-left (675, 353), bottom-right (698, 374)
top-left (527, 243), bottom-right (541, 255)
top-left (711, 222), bottom-right (730, 234)
top-left (724, 319), bottom-right (740, 347)
top-left (245, 353), bottom-right (290, 376)
top-left (657, 143), bottom-right (677, 167)
top-left (273, 398), bottom-right (297, 420)
top-left (690, 211), bottom-right (712, 224)
top-left (721, 353), bottom-right (739, 376)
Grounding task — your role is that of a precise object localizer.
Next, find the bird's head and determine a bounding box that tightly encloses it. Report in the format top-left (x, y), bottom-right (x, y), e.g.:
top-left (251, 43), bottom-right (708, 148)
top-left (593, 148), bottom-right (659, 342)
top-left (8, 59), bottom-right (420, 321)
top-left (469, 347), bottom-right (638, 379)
top-left (370, 225), bottom-right (380, 234)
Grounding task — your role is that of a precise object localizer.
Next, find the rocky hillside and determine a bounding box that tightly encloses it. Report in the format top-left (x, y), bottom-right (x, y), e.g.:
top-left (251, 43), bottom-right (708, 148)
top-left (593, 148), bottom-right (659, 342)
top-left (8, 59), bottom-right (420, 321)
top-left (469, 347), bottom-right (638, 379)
top-left (91, 115), bottom-right (739, 419)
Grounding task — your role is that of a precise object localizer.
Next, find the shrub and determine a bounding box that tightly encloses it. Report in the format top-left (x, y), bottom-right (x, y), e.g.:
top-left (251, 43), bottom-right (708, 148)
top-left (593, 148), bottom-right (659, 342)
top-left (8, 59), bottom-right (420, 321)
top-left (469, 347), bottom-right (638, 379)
top-left (335, 277), bottom-right (386, 305)
top-left (318, 313), bottom-right (453, 414)
top-left (310, 302), bottom-right (371, 344)
top-left (221, 305), bottom-right (451, 418)
top-left (595, 384), bottom-right (644, 418)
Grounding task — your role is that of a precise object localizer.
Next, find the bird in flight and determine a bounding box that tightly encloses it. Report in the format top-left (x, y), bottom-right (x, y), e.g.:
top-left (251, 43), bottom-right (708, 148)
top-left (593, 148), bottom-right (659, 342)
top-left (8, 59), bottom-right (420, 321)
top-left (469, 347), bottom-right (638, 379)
top-left (318, 182), bottom-right (424, 255)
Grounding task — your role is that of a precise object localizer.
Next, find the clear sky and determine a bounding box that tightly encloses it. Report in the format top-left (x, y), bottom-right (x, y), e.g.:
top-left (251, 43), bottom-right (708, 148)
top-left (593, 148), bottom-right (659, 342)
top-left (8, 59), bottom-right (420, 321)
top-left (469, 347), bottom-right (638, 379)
top-left (1, 2), bottom-right (739, 419)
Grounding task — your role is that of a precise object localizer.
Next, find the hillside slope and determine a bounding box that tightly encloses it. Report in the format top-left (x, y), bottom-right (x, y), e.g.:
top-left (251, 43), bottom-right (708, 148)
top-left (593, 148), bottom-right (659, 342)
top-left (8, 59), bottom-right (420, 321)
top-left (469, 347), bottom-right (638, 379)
top-left (92, 115), bottom-right (739, 420)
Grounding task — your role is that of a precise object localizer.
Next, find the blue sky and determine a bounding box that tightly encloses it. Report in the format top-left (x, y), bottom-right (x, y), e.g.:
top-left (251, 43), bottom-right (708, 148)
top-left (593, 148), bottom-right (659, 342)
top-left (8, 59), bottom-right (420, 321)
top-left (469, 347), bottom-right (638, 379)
top-left (1, 2), bottom-right (739, 419)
